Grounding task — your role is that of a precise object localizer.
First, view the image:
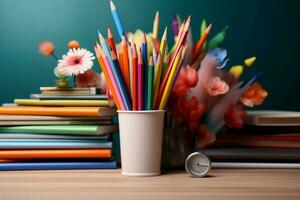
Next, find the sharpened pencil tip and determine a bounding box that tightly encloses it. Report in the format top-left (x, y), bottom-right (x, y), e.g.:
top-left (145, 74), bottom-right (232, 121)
top-left (110, 0), bottom-right (116, 10)
top-left (206, 24), bottom-right (213, 33)
top-left (149, 56), bottom-right (154, 66)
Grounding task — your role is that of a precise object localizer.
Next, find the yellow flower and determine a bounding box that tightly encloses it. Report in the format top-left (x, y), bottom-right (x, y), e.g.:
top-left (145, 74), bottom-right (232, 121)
top-left (229, 65), bottom-right (244, 78)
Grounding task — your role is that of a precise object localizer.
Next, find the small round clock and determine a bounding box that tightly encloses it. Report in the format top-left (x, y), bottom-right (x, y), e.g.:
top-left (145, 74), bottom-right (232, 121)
top-left (185, 152), bottom-right (211, 177)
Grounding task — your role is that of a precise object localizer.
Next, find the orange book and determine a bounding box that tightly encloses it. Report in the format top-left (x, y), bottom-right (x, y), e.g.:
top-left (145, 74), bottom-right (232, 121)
top-left (0, 106), bottom-right (116, 117)
top-left (0, 149), bottom-right (112, 160)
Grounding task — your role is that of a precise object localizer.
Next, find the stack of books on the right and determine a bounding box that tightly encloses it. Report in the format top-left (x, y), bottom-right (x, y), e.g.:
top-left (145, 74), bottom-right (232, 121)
top-left (201, 111), bottom-right (300, 168)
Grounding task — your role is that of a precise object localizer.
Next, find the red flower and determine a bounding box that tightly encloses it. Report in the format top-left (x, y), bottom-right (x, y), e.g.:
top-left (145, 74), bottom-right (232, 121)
top-left (173, 66), bottom-right (198, 97)
top-left (205, 76), bottom-right (229, 96)
top-left (240, 82), bottom-right (268, 107)
top-left (224, 104), bottom-right (247, 129)
top-left (171, 96), bottom-right (206, 131)
top-left (75, 69), bottom-right (101, 88)
top-left (38, 40), bottom-right (55, 56)
top-left (68, 40), bottom-right (80, 49)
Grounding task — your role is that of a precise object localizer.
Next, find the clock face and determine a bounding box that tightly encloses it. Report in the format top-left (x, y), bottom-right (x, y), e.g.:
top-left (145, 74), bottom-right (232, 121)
top-left (185, 152), bottom-right (211, 177)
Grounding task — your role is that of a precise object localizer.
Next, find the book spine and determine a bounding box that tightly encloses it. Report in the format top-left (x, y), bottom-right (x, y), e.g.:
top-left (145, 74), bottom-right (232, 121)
top-left (0, 125), bottom-right (99, 135)
top-left (0, 141), bottom-right (112, 149)
top-left (0, 161), bottom-right (117, 171)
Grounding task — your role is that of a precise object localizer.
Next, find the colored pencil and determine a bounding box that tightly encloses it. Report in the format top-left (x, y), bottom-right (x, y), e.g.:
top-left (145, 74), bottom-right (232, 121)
top-left (99, 32), bottom-right (131, 110)
top-left (159, 27), bottom-right (168, 60)
top-left (118, 46), bottom-right (125, 77)
top-left (94, 44), bottom-right (121, 110)
top-left (191, 24), bottom-right (212, 63)
top-left (152, 11), bottom-right (159, 39)
top-left (121, 36), bottom-right (130, 92)
top-left (137, 49), bottom-right (143, 110)
top-left (128, 45), bottom-right (134, 98)
top-left (142, 33), bottom-right (148, 109)
top-left (132, 44), bottom-right (138, 110)
top-left (166, 45), bottom-right (187, 104)
top-left (147, 56), bottom-right (154, 110)
top-left (97, 45), bottom-right (126, 110)
top-left (152, 55), bottom-right (162, 107)
top-left (152, 46), bottom-right (157, 66)
top-left (159, 47), bottom-right (183, 109)
top-left (110, 0), bottom-right (125, 39)
top-left (110, 48), bottom-right (132, 111)
top-left (156, 16), bottom-right (191, 108)
top-left (107, 26), bottom-right (117, 54)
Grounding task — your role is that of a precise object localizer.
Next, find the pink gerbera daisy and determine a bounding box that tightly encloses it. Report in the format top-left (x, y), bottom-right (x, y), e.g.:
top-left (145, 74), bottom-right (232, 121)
top-left (56, 48), bottom-right (95, 76)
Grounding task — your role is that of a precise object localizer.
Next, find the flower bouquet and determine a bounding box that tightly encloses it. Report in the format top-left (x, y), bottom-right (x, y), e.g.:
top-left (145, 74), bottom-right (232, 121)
top-left (168, 18), bottom-right (268, 149)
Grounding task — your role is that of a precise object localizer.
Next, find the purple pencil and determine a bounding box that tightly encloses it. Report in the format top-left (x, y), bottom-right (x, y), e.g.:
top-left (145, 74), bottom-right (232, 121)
top-left (172, 15), bottom-right (179, 39)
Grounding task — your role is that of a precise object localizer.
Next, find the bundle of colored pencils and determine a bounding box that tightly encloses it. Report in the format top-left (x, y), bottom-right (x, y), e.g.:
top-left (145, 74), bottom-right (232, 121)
top-left (94, 0), bottom-right (191, 111)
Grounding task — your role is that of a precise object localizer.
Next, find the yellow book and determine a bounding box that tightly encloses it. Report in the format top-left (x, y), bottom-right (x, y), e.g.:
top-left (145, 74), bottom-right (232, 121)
top-left (14, 99), bottom-right (109, 107)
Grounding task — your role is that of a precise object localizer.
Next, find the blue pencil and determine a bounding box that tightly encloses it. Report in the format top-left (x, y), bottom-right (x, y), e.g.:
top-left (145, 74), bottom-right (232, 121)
top-left (110, 0), bottom-right (125, 40)
top-left (142, 33), bottom-right (148, 110)
top-left (98, 31), bottom-right (131, 110)
top-left (0, 161), bottom-right (117, 171)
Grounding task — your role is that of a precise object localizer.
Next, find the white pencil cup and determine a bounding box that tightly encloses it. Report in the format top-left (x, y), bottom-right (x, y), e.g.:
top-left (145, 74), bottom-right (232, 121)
top-left (117, 110), bottom-right (165, 177)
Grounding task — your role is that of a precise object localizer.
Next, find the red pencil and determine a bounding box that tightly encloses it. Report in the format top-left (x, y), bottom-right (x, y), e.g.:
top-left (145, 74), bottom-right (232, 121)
top-left (118, 46), bottom-right (125, 78)
top-left (107, 26), bottom-right (117, 55)
top-left (155, 16), bottom-right (191, 109)
top-left (137, 48), bottom-right (143, 110)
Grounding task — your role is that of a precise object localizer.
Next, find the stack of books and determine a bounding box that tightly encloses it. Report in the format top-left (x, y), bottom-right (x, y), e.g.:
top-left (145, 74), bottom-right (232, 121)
top-left (0, 87), bottom-right (120, 171)
top-left (201, 111), bottom-right (300, 168)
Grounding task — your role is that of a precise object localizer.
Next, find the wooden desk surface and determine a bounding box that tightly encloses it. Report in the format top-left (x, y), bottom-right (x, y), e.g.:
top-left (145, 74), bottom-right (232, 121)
top-left (1, 169), bottom-right (300, 200)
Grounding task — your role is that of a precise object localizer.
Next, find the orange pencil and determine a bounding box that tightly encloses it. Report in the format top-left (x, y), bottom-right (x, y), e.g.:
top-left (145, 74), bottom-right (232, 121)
top-left (191, 24), bottom-right (212, 63)
top-left (132, 44), bottom-right (138, 110)
top-left (118, 46), bottom-right (125, 77)
top-left (95, 44), bottom-right (121, 110)
top-left (121, 36), bottom-right (130, 91)
top-left (107, 26), bottom-right (117, 54)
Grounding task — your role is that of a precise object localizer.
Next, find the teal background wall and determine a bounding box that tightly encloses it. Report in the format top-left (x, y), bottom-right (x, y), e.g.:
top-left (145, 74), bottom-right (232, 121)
top-left (0, 0), bottom-right (299, 110)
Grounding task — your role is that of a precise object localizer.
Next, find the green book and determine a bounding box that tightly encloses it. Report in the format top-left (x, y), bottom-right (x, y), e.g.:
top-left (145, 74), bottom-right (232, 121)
top-left (0, 125), bottom-right (118, 136)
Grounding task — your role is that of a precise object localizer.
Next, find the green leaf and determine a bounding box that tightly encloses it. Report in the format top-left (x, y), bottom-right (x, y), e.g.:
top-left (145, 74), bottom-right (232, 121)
top-left (208, 26), bottom-right (229, 49)
top-left (200, 19), bottom-right (207, 50)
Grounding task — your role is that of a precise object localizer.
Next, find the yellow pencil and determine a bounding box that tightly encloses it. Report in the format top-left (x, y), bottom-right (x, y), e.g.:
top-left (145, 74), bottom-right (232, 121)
top-left (152, 55), bottom-right (162, 107)
top-left (159, 47), bottom-right (182, 110)
top-left (152, 11), bottom-right (159, 39)
top-left (159, 27), bottom-right (168, 60)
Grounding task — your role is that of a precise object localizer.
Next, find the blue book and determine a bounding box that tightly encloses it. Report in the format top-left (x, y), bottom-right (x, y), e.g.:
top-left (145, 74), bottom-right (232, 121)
top-left (0, 140), bottom-right (112, 149)
top-left (0, 161), bottom-right (117, 171)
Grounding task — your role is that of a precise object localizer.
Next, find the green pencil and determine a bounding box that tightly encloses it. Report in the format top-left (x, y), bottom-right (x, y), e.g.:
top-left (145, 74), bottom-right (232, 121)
top-left (147, 56), bottom-right (154, 110)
